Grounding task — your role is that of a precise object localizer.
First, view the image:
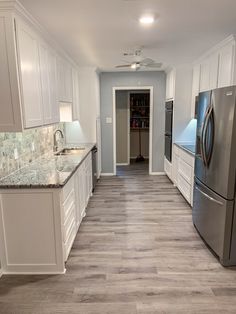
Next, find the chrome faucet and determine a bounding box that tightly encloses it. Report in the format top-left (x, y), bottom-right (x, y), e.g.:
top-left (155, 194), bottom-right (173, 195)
top-left (53, 129), bottom-right (64, 152)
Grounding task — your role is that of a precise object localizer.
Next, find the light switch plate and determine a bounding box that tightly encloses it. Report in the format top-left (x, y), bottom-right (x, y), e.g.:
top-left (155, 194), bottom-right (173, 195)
top-left (106, 117), bottom-right (112, 124)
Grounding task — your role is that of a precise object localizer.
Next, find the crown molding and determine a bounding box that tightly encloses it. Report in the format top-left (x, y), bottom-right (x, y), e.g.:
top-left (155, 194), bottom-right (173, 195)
top-left (0, 0), bottom-right (78, 67)
top-left (194, 34), bottom-right (236, 64)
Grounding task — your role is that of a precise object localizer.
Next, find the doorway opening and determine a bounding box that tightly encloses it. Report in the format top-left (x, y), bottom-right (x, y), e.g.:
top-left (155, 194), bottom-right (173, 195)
top-left (113, 86), bottom-right (153, 175)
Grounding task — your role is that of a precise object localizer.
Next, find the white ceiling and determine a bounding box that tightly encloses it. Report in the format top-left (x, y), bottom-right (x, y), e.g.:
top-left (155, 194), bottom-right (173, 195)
top-left (19, 0), bottom-right (236, 71)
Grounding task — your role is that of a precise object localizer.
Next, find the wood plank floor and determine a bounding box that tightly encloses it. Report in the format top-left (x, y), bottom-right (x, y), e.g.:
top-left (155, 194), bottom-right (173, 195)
top-left (0, 162), bottom-right (236, 313)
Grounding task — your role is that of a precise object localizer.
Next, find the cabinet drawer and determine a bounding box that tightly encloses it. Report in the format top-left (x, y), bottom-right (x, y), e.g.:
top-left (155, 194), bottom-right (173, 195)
top-left (62, 189), bottom-right (75, 222)
top-left (173, 144), bottom-right (180, 156)
top-left (178, 173), bottom-right (191, 204)
top-left (178, 158), bottom-right (193, 184)
top-left (63, 220), bottom-right (76, 261)
top-left (63, 203), bottom-right (76, 243)
top-left (164, 157), bottom-right (172, 180)
top-left (179, 149), bottom-right (194, 167)
top-left (62, 177), bottom-right (74, 202)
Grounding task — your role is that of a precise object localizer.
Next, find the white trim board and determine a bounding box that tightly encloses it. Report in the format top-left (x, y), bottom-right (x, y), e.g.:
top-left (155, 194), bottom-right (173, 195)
top-left (113, 86), bottom-right (154, 175)
top-left (150, 172), bottom-right (165, 176)
top-left (100, 173), bottom-right (115, 176)
top-left (0, 268), bottom-right (3, 278)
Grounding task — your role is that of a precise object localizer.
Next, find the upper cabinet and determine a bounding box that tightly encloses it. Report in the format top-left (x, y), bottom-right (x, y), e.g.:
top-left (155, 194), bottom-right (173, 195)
top-left (166, 69), bottom-right (175, 100)
top-left (57, 57), bottom-right (73, 103)
top-left (16, 20), bottom-right (44, 128)
top-left (0, 1), bottom-right (81, 132)
top-left (218, 41), bottom-right (235, 88)
top-left (72, 68), bottom-right (80, 121)
top-left (192, 35), bottom-right (236, 106)
top-left (199, 53), bottom-right (219, 93)
top-left (191, 64), bottom-right (200, 118)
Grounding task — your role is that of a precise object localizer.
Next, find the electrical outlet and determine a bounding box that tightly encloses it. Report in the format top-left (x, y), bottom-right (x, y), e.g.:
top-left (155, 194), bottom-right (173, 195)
top-left (31, 142), bottom-right (35, 152)
top-left (14, 148), bottom-right (18, 160)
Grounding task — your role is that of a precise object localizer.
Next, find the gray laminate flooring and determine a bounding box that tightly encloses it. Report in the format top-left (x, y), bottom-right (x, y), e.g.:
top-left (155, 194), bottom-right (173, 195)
top-left (0, 163), bottom-right (236, 314)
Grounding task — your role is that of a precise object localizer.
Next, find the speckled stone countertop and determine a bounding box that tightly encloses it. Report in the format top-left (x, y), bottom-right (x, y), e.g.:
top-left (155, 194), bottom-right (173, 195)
top-left (0, 143), bottom-right (96, 189)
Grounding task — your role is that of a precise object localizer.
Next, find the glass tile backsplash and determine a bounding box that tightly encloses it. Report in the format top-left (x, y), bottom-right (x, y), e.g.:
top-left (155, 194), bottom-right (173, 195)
top-left (0, 123), bottom-right (65, 178)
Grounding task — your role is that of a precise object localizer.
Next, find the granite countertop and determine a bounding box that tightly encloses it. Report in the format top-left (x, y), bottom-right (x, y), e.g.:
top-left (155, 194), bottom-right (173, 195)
top-left (0, 143), bottom-right (96, 189)
top-left (174, 142), bottom-right (196, 156)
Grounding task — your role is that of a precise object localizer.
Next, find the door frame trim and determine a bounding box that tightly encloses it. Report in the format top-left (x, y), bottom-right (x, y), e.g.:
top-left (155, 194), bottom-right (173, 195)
top-left (112, 86), bottom-right (154, 175)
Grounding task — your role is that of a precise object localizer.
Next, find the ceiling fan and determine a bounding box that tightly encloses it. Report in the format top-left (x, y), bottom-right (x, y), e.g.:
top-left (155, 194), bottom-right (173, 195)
top-left (115, 49), bottom-right (162, 70)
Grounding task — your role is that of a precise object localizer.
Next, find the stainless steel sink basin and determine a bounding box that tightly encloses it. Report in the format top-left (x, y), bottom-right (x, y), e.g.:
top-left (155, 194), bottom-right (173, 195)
top-left (55, 147), bottom-right (85, 156)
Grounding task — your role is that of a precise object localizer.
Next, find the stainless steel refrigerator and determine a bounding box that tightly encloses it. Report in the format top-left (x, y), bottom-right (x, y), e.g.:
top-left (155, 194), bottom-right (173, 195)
top-left (193, 85), bottom-right (236, 266)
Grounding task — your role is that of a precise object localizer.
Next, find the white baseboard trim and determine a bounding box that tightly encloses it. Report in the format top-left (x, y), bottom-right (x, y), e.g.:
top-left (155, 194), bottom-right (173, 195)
top-left (116, 163), bottom-right (129, 166)
top-left (0, 268), bottom-right (3, 278)
top-left (100, 173), bottom-right (115, 176)
top-left (1, 269), bottom-right (66, 275)
top-left (149, 172), bottom-right (165, 175)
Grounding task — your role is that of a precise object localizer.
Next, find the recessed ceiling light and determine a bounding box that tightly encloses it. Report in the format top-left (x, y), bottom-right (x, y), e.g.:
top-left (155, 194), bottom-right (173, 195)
top-left (139, 15), bottom-right (155, 25)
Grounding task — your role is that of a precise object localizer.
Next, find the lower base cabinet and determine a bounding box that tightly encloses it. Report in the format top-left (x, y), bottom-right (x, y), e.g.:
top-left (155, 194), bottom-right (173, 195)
top-left (0, 152), bottom-right (93, 274)
top-left (164, 157), bottom-right (172, 181)
top-left (172, 144), bottom-right (195, 206)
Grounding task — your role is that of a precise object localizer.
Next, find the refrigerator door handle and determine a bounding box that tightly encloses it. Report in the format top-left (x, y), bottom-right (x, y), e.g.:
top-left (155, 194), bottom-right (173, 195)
top-left (195, 186), bottom-right (223, 206)
top-left (201, 106), bottom-right (210, 165)
top-left (204, 105), bottom-right (214, 166)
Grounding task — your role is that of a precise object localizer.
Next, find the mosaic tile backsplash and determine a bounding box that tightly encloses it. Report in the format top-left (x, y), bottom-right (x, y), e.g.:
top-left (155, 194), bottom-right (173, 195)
top-left (0, 123), bottom-right (65, 178)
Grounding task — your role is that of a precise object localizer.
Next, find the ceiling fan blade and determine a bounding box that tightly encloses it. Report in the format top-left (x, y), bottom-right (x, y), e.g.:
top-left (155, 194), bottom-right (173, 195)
top-left (145, 62), bottom-right (162, 68)
top-left (141, 58), bottom-right (155, 65)
top-left (115, 64), bottom-right (131, 68)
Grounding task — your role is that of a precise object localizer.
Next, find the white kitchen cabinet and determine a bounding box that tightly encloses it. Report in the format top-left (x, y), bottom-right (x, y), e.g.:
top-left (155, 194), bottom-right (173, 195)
top-left (172, 144), bottom-right (195, 206)
top-left (191, 64), bottom-right (200, 118)
top-left (47, 49), bottom-right (60, 124)
top-left (0, 151), bottom-right (93, 274)
top-left (57, 56), bottom-right (73, 103)
top-left (166, 69), bottom-right (175, 100)
top-left (0, 2), bottom-right (79, 131)
top-left (39, 44), bottom-right (59, 125)
top-left (16, 20), bottom-right (44, 128)
top-left (199, 58), bottom-right (210, 92)
top-left (209, 52), bottom-right (219, 90)
top-left (61, 176), bottom-right (76, 261)
top-left (0, 14), bottom-right (22, 131)
top-left (72, 68), bottom-right (80, 120)
top-left (164, 157), bottom-right (172, 181)
top-left (218, 41), bottom-right (235, 88)
top-left (172, 145), bottom-right (180, 185)
top-left (194, 35), bottom-right (236, 99)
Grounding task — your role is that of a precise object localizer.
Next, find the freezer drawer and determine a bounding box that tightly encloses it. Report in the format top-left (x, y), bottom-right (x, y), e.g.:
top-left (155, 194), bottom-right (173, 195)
top-left (193, 178), bottom-right (234, 265)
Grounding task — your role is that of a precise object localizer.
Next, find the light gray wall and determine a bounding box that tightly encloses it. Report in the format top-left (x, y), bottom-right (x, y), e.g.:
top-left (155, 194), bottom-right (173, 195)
top-left (116, 90), bottom-right (128, 164)
top-left (100, 71), bottom-right (166, 174)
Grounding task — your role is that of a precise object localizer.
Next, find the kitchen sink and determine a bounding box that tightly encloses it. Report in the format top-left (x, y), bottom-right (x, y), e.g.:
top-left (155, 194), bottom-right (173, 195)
top-left (55, 147), bottom-right (85, 156)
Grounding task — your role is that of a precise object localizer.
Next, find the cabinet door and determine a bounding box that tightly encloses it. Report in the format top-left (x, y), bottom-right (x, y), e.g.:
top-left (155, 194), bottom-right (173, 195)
top-left (47, 49), bottom-right (60, 123)
top-left (16, 21), bottom-right (43, 128)
top-left (74, 168), bottom-right (81, 230)
top-left (199, 59), bottom-right (210, 92)
top-left (166, 69), bottom-right (175, 100)
top-left (64, 61), bottom-right (73, 102)
top-left (209, 52), bottom-right (219, 90)
top-left (72, 68), bottom-right (80, 120)
top-left (56, 56), bottom-right (65, 102)
top-left (0, 15), bottom-right (23, 131)
top-left (172, 153), bottom-right (179, 186)
top-left (218, 42), bottom-right (235, 88)
top-left (39, 43), bottom-right (51, 125)
top-left (191, 64), bottom-right (200, 117)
